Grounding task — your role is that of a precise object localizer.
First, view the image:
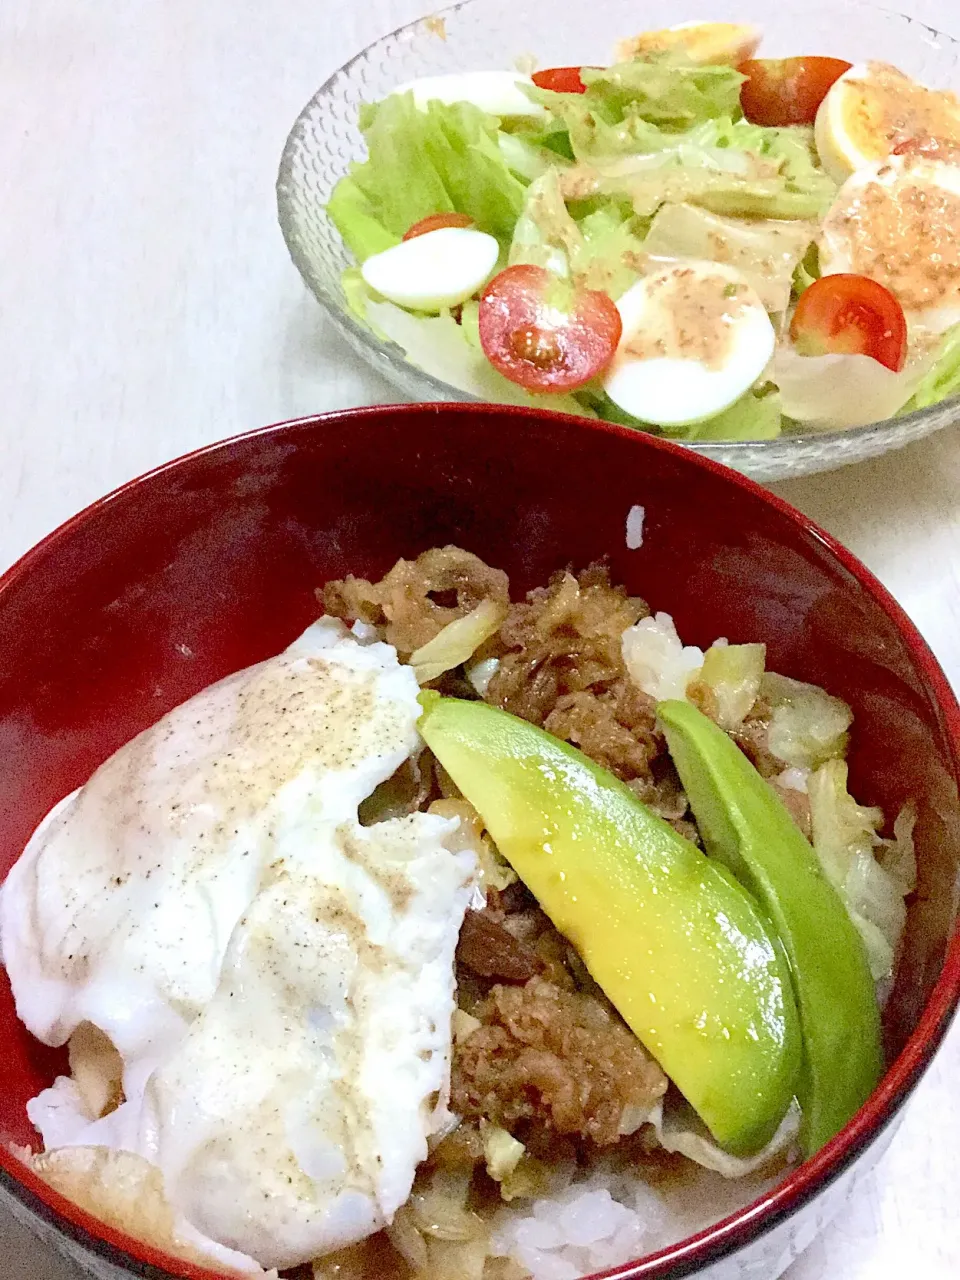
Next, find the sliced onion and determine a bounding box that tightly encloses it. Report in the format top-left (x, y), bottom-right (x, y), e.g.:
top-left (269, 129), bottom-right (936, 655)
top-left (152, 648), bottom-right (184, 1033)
top-left (651, 1098), bottom-right (801, 1177)
top-left (410, 1168), bottom-right (484, 1242)
top-left (411, 598), bottom-right (507, 684)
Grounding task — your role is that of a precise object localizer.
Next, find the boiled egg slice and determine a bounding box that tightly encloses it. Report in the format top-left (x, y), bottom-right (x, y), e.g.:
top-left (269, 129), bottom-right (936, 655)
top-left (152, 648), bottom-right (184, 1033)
top-left (361, 227), bottom-right (500, 312)
top-left (820, 151), bottom-right (960, 333)
top-left (814, 61), bottom-right (960, 182)
top-left (390, 71), bottom-right (547, 121)
top-left (615, 22), bottom-right (761, 68)
top-left (602, 262), bottom-right (775, 427)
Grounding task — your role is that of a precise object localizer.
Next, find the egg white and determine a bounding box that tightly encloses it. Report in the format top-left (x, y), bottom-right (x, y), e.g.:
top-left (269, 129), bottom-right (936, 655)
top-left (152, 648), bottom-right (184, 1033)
top-left (391, 71), bottom-right (547, 121)
top-left (1, 619), bottom-right (477, 1270)
top-left (602, 262), bottom-right (775, 427)
top-left (361, 227), bottom-right (500, 312)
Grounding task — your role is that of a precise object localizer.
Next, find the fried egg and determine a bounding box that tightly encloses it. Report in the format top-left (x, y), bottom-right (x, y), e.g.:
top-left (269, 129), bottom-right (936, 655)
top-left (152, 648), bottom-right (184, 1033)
top-left (0, 620), bottom-right (477, 1271)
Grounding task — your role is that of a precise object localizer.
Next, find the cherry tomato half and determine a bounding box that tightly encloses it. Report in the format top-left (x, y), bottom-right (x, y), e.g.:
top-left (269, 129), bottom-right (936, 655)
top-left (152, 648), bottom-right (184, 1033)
top-left (790, 274), bottom-right (907, 372)
top-left (738, 57), bottom-right (853, 126)
top-left (479, 264), bottom-right (622, 392)
top-left (403, 212), bottom-right (474, 241)
top-left (531, 66), bottom-right (596, 94)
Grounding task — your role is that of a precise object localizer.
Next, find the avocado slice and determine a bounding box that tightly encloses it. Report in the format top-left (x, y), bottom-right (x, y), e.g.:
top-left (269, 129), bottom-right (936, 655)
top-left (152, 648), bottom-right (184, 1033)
top-left (419, 694), bottom-right (801, 1156)
top-left (657, 699), bottom-right (883, 1155)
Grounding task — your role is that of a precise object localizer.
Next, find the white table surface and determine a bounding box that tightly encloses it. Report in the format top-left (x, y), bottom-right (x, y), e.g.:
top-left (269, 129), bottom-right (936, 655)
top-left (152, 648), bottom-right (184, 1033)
top-left (0, 1), bottom-right (958, 1276)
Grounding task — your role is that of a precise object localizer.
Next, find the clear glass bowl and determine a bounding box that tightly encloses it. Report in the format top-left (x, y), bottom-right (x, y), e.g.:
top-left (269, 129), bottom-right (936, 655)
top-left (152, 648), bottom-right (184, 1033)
top-left (276, 0), bottom-right (960, 481)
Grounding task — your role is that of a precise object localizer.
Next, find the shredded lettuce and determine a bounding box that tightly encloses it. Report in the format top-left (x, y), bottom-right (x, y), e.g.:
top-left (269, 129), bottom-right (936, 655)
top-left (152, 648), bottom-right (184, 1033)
top-left (571, 207), bottom-right (647, 298)
top-left (793, 242), bottom-right (821, 298)
top-left (901, 323), bottom-right (960, 412)
top-left (526, 55), bottom-right (744, 163)
top-left (327, 182), bottom-right (401, 263)
top-left (563, 150), bottom-right (832, 222)
top-left (327, 94), bottom-right (528, 259)
top-left (497, 130), bottom-right (560, 183)
top-left (808, 760), bottom-right (910, 983)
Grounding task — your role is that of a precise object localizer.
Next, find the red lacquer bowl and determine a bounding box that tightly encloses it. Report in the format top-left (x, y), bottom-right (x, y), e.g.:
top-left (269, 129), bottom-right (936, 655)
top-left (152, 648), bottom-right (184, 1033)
top-left (1, 405), bottom-right (958, 1280)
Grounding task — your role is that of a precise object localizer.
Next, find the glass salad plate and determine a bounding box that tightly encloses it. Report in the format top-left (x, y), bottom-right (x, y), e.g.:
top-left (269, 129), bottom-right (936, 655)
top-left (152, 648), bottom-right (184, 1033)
top-left (276, 0), bottom-right (960, 481)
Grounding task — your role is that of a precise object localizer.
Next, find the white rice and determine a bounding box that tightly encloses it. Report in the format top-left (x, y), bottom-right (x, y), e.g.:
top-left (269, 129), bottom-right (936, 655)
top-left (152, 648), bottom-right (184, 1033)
top-left (488, 1157), bottom-right (781, 1280)
top-left (621, 612), bottom-right (706, 703)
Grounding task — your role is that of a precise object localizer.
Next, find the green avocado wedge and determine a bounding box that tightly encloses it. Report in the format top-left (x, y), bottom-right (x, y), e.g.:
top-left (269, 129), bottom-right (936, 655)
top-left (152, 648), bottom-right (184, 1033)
top-left (419, 694), bottom-right (801, 1156)
top-left (657, 699), bottom-right (884, 1155)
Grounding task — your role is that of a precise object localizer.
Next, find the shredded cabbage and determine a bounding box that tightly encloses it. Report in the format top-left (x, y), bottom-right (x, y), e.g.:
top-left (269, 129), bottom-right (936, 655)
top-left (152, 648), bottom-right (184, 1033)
top-left (410, 599), bottom-right (507, 684)
top-left (697, 642), bottom-right (766, 730)
top-left (763, 673), bottom-right (852, 770)
top-left (808, 759), bottom-right (910, 983)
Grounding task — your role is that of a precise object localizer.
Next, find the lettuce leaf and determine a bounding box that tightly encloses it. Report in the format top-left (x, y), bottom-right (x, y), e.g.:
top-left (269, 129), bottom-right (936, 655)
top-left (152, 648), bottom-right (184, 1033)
top-left (508, 171), bottom-right (645, 298)
top-left (571, 207), bottom-right (647, 298)
top-left (901, 323), bottom-right (960, 411)
top-left (561, 150), bottom-right (832, 222)
top-left (326, 181), bottom-right (401, 263)
top-left (580, 57), bottom-right (744, 130)
top-left (508, 169), bottom-right (583, 275)
top-left (327, 94), bottom-right (528, 259)
top-left (666, 387), bottom-right (783, 441)
top-left (582, 384), bottom-right (782, 441)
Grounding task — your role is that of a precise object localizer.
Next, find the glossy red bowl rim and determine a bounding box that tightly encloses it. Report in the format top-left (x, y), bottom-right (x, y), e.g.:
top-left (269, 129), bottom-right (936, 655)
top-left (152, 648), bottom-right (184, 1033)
top-left (1, 403), bottom-right (958, 1280)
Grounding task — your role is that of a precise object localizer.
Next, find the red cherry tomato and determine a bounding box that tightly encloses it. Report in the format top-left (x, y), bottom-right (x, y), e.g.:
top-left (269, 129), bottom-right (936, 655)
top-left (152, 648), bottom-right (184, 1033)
top-left (738, 57), bottom-right (853, 126)
top-left (479, 264), bottom-right (622, 392)
top-left (403, 212), bottom-right (474, 241)
top-left (790, 274), bottom-right (908, 372)
top-left (531, 66), bottom-right (596, 94)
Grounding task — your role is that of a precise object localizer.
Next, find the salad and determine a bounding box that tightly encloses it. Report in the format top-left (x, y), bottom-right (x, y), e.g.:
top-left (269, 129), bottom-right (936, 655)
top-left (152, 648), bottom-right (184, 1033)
top-left (327, 21), bottom-right (960, 440)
